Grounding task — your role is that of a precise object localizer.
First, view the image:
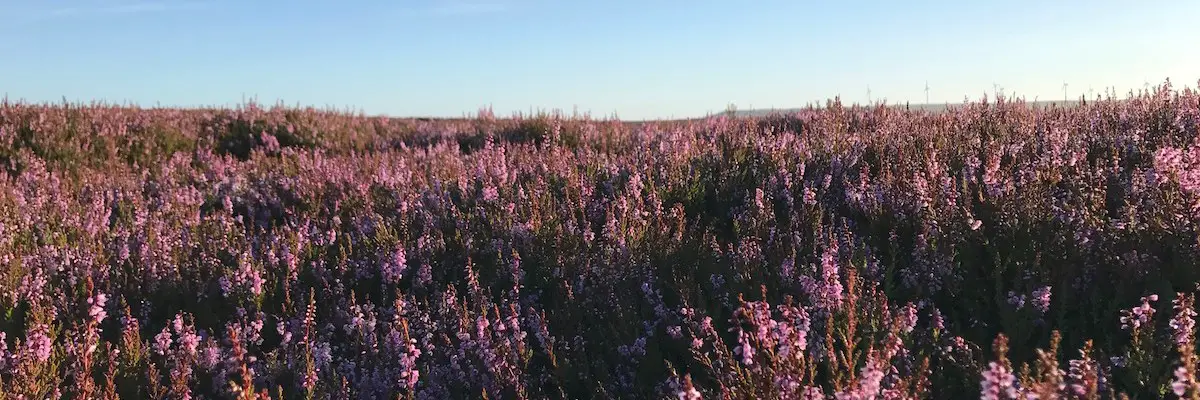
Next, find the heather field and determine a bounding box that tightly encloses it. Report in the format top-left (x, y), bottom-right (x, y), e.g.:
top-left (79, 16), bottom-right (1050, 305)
top-left (2, 82), bottom-right (1200, 399)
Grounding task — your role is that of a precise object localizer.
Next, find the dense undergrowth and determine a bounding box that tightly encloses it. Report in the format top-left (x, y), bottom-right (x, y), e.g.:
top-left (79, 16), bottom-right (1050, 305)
top-left (2, 81), bottom-right (1200, 399)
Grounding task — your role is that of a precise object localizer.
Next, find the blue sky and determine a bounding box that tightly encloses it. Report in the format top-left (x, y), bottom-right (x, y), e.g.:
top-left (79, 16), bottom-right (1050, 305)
top-left (1, 0), bottom-right (1197, 120)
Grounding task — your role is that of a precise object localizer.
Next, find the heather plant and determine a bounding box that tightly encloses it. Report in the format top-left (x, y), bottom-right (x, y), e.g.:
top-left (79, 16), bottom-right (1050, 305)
top-left (1, 81), bottom-right (1200, 398)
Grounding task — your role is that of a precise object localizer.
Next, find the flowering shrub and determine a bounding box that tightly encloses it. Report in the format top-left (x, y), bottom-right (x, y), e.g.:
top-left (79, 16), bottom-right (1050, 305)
top-left (1, 82), bottom-right (1200, 398)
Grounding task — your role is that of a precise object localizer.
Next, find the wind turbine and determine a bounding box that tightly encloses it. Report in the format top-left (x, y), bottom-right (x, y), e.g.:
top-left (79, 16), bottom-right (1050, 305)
top-left (1062, 82), bottom-right (1068, 103)
top-left (867, 86), bottom-right (872, 104)
top-left (924, 81), bottom-right (930, 104)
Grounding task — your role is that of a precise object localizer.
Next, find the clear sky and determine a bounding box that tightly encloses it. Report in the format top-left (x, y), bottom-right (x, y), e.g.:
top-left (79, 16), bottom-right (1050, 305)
top-left (1, 0), bottom-right (1197, 120)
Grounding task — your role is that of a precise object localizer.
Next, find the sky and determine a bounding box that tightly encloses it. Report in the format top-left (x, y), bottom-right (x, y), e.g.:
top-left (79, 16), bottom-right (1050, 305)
top-left (1, 0), bottom-right (1198, 120)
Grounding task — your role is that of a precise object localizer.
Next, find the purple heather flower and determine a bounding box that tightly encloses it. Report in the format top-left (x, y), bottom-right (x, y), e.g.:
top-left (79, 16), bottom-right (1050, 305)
top-left (380, 245), bottom-right (408, 285)
top-left (1031, 286), bottom-right (1052, 314)
top-left (1120, 295), bottom-right (1158, 331)
top-left (1007, 291), bottom-right (1026, 310)
top-left (200, 344), bottom-right (222, 370)
top-left (672, 375), bottom-right (703, 400)
top-left (23, 325), bottom-right (53, 363)
top-left (931, 307), bottom-right (945, 331)
top-left (397, 337), bottom-right (421, 390)
top-left (154, 327), bottom-right (173, 355)
top-left (1067, 354), bottom-right (1098, 396)
top-left (173, 314), bottom-right (186, 334)
top-left (980, 361), bottom-right (1019, 400)
top-left (735, 330), bottom-right (755, 366)
top-left (88, 293), bottom-right (108, 324)
top-left (260, 131), bottom-right (281, 152)
top-left (1174, 366), bottom-right (1193, 396)
top-left (708, 274), bottom-right (725, 292)
top-left (775, 376), bottom-right (801, 397)
top-left (482, 186), bottom-right (500, 203)
top-left (618, 337), bottom-right (648, 359)
top-left (1171, 294), bottom-right (1197, 346)
top-left (677, 386), bottom-right (701, 400)
top-left (803, 187), bottom-right (817, 205)
top-left (178, 331), bottom-right (200, 357)
top-left (313, 342), bottom-right (333, 370)
top-left (801, 241), bottom-right (843, 312)
top-left (0, 332), bottom-right (7, 372)
top-left (834, 357), bottom-right (885, 400)
top-left (780, 257), bottom-right (796, 283)
top-left (897, 303), bottom-right (918, 334)
top-left (303, 367), bottom-right (319, 392)
top-left (800, 386), bottom-right (825, 399)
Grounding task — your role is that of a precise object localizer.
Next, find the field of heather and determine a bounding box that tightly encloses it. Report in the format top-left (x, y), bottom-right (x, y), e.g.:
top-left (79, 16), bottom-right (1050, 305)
top-left (1, 82), bottom-right (1200, 399)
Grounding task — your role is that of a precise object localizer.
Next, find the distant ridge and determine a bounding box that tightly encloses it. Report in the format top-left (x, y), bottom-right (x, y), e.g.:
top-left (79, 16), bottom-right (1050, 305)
top-left (709, 100), bottom-right (1085, 118)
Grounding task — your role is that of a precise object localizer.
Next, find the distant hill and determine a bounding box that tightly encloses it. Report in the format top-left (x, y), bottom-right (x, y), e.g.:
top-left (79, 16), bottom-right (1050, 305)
top-left (710, 100), bottom-right (1084, 118)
